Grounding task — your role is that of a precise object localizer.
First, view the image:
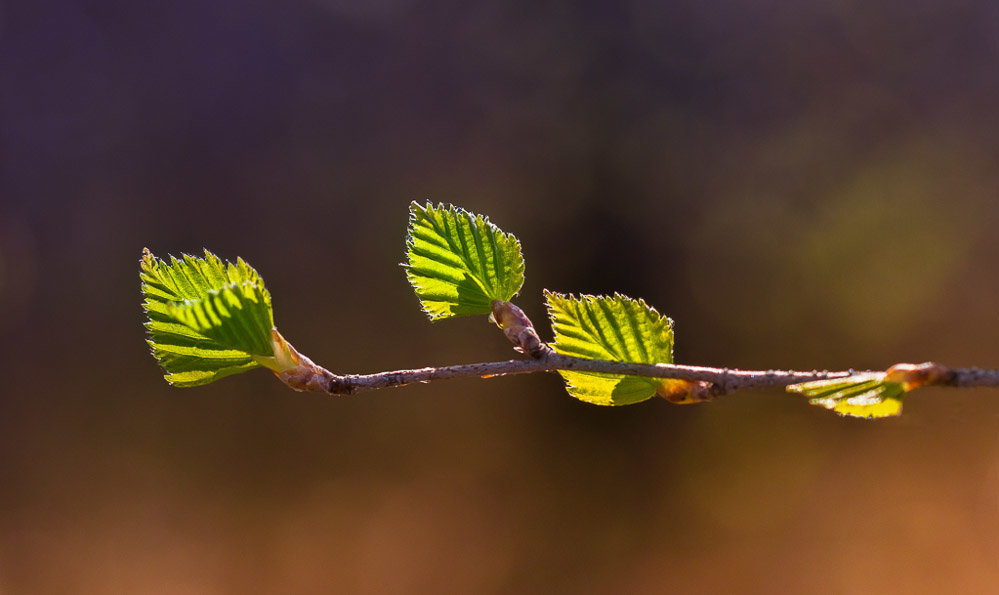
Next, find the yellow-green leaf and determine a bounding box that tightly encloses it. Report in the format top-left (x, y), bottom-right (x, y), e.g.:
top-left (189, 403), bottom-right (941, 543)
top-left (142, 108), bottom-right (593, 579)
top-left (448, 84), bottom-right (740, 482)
top-left (405, 202), bottom-right (525, 320)
top-left (546, 291), bottom-right (674, 406)
top-left (787, 373), bottom-right (905, 418)
top-left (141, 249), bottom-right (275, 387)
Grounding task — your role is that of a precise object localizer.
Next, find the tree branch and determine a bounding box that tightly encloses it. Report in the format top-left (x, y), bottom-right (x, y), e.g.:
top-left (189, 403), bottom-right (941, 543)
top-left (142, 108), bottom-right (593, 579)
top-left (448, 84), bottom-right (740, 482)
top-left (322, 354), bottom-right (857, 395)
top-left (274, 351), bottom-right (999, 397)
top-left (269, 300), bottom-right (999, 399)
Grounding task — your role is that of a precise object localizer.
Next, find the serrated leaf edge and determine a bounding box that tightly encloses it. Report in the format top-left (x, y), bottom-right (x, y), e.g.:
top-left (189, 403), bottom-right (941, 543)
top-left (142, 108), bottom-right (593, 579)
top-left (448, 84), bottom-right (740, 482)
top-left (404, 201), bottom-right (525, 320)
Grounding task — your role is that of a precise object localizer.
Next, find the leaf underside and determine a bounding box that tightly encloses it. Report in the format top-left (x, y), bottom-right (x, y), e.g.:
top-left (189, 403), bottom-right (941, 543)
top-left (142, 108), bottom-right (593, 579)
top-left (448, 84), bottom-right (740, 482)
top-left (546, 292), bottom-right (674, 406)
top-left (141, 249), bottom-right (275, 387)
top-left (787, 373), bottom-right (905, 418)
top-left (405, 202), bottom-right (525, 320)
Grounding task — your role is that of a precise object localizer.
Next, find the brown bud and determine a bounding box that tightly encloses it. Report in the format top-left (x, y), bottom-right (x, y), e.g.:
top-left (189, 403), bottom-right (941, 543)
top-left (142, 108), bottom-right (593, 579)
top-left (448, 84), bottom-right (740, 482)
top-left (884, 362), bottom-right (952, 391)
top-left (656, 378), bottom-right (715, 404)
top-left (490, 300), bottom-right (549, 359)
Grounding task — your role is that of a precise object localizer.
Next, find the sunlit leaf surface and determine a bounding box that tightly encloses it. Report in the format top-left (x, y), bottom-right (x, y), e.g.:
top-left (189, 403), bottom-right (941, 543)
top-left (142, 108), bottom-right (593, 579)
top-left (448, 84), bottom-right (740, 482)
top-left (405, 202), bottom-right (525, 320)
top-left (787, 373), bottom-right (905, 418)
top-left (546, 292), bottom-right (674, 406)
top-left (141, 249), bottom-right (275, 386)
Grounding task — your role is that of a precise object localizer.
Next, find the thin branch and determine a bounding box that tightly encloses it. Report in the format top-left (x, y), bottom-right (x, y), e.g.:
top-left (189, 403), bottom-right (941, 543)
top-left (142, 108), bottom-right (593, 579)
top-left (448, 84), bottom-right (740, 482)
top-left (322, 353), bottom-right (849, 395)
top-left (948, 367), bottom-right (999, 388)
top-left (268, 300), bottom-right (999, 399)
top-left (271, 298), bottom-right (999, 398)
top-left (285, 353), bottom-right (999, 396)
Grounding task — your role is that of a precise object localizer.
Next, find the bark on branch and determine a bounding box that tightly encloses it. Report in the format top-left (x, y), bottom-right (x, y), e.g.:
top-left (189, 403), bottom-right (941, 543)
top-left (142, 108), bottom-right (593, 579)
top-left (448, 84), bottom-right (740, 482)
top-left (271, 300), bottom-right (999, 399)
top-left (274, 351), bottom-right (999, 397)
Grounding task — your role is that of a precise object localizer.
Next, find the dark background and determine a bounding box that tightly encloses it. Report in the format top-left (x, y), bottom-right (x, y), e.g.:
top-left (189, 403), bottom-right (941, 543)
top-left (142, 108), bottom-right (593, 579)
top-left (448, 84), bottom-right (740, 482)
top-left (3, 0), bottom-right (999, 592)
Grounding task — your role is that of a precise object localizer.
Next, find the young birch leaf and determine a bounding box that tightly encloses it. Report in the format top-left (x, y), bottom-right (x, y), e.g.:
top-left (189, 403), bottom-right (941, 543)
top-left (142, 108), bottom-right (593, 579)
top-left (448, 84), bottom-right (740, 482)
top-left (166, 283), bottom-right (275, 356)
top-left (787, 373), bottom-right (905, 418)
top-left (545, 291), bottom-right (674, 406)
top-left (405, 202), bottom-right (525, 320)
top-left (141, 248), bottom-right (277, 387)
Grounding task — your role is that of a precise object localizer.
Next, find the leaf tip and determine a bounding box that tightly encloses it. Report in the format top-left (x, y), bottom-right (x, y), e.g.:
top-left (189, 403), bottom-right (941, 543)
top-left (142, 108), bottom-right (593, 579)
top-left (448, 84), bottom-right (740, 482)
top-left (140, 247), bottom-right (160, 273)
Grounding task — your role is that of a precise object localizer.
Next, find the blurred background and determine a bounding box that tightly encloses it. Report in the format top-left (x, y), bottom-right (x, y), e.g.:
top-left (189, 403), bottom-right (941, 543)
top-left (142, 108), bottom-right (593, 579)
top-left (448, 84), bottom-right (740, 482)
top-left (2, 0), bottom-right (999, 592)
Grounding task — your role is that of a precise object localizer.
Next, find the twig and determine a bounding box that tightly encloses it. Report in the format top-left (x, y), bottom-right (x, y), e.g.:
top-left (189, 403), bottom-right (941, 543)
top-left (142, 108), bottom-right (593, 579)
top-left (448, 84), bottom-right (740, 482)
top-left (274, 352), bottom-right (999, 396)
top-left (271, 300), bottom-right (999, 398)
top-left (322, 354), bottom-right (852, 395)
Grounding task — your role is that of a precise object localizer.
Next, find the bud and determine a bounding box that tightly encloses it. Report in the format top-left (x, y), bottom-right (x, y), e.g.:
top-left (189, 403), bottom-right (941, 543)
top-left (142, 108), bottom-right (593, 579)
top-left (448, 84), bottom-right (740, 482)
top-left (490, 300), bottom-right (548, 358)
top-left (884, 362), bottom-right (952, 392)
top-left (258, 328), bottom-right (335, 393)
top-left (656, 378), bottom-right (715, 404)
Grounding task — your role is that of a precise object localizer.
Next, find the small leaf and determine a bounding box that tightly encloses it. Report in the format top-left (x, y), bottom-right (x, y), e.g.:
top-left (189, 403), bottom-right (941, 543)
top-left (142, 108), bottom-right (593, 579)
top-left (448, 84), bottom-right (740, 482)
top-left (787, 373), bottom-right (905, 418)
top-left (141, 249), bottom-right (276, 387)
top-left (546, 291), bottom-right (674, 406)
top-left (405, 202), bottom-right (525, 320)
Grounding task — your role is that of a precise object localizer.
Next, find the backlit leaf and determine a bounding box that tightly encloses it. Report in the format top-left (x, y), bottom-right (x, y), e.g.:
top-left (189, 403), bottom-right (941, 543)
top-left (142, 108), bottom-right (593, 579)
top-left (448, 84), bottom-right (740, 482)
top-left (787, 373), bottom-right (905, 418)
top-left (405, 202), bottom-right (525, 320)
top-left (546, 291), bottom-right (674, 406)
top-left (141, 249), bottom-right (276, 387)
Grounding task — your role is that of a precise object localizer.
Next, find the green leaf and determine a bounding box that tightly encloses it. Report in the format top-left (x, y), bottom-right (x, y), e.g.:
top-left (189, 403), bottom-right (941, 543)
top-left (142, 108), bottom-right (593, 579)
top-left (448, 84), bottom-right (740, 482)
top-left (787, 373), bottom-right (905, 418)
top-left (545, 291), bottom-right (674, 406)
top-left (166, 283), bottom-right (274, 356)
top-left (405, 202), bottom-right (525, 320)
top-left (141, 248), bottom-right (276, 387)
